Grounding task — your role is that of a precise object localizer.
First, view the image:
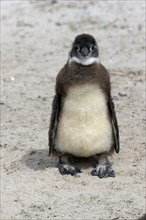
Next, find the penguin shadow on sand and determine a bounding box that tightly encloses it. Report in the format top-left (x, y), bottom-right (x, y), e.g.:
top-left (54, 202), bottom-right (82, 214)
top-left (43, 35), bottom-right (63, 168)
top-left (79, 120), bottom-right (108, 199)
top-left (21, 149), bottom-right (58, 171)
top-left (21, 149), bottom-right (96, 172)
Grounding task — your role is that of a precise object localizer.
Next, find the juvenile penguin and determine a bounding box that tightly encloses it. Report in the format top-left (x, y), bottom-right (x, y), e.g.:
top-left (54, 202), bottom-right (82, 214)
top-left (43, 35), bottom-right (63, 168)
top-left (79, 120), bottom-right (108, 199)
top-left (48, 33), bottom-right (120, 178)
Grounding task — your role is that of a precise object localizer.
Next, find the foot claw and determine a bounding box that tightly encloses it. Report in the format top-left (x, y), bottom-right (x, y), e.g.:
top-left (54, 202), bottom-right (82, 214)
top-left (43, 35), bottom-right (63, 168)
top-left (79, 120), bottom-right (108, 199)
top-left (58, 163), bottom-right (81, 176)
top-left (91, 165), bottom-right (115, 178)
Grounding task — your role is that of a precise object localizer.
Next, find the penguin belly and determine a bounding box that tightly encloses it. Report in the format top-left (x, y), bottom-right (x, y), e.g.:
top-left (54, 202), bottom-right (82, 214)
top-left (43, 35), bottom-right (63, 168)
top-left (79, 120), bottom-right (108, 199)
top-left (54, 84), bottom-right (113, 157)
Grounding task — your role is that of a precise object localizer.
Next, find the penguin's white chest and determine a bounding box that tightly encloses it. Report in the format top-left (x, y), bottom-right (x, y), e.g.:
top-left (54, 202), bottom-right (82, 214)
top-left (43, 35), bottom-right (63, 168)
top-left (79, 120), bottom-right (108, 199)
top-left (55, 84), bottom-right (113, 157)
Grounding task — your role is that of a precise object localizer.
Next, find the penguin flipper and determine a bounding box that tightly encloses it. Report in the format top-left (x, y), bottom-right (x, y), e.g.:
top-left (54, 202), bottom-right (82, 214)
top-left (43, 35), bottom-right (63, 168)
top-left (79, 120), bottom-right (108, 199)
top-left (108, 96), bottom-right (120, 153)
top-left (48, 94), bottom-right (61, 156)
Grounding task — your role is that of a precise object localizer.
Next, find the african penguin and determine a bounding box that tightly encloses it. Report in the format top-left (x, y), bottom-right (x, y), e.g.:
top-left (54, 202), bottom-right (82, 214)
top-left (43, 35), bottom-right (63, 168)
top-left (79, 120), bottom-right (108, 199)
top-left (48, 33), bottom-right (120, 177)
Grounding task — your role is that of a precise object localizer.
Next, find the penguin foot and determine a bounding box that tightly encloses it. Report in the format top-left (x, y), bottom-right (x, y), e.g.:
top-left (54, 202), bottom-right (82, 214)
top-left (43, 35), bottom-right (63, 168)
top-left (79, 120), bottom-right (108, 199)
top-left (58, 163), bottom-right (81, 176)
top-left (91, 164), bottom-right (115, 178)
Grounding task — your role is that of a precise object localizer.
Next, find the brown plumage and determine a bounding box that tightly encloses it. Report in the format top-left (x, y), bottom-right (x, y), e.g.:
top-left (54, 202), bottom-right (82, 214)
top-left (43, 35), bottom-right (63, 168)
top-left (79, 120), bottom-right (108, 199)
top-left (48, 33), bottom-right (120, 177)
top-left (49, 62), bottom-right (119, 155)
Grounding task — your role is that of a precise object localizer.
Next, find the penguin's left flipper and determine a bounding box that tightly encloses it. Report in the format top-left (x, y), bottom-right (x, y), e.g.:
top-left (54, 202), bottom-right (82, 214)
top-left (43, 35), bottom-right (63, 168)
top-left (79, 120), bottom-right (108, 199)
top-left (48, 93), bottom-right (61, 156)
top-left (108, 96), bottom-right (120, 153)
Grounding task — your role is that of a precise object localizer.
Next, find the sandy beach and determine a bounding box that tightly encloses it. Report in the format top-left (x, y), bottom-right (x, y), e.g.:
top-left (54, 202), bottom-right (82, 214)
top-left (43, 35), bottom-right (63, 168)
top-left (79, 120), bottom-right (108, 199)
top-left (1, 1), bottom-right (145, 219)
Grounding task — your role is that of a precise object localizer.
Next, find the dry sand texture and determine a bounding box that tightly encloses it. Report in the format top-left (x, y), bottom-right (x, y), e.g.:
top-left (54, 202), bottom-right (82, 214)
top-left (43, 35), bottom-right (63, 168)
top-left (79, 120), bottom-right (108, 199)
top-left (1, 1), bottom-right (145, 219)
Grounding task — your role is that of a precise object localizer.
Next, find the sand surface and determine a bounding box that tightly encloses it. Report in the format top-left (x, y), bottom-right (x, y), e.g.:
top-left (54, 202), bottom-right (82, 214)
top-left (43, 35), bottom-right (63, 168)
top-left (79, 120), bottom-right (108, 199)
top-left (1, 1), bottom-right (145, 219)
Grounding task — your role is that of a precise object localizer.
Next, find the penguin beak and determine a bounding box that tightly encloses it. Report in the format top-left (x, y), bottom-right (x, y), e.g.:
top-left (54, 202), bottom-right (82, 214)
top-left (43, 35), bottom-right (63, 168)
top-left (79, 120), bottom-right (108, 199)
top-left (80, 47), bottom-right (90, 57)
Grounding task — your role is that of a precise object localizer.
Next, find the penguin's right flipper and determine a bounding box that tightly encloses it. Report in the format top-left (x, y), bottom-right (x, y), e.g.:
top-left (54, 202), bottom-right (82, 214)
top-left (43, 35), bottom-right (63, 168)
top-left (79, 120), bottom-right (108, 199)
top-left (48, 94), bottom-right (61, 156)
top-left (108, 96), bottom-right (120, 153)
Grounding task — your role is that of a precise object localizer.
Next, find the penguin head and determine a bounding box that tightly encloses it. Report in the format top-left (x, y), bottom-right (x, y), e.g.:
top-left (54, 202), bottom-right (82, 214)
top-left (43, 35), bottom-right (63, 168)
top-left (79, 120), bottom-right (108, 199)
top-left (69, 33), bottom-right (99, 66)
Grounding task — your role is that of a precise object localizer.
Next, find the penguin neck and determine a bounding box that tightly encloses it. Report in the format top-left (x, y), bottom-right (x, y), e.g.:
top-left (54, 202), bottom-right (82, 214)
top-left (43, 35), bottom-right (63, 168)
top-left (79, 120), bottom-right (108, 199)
top-left (68, 56), bottom-right (100, 66)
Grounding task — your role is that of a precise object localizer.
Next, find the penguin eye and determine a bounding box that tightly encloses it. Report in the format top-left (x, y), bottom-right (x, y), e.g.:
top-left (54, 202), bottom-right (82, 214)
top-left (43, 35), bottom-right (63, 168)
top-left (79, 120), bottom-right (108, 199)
top-left (74, 45), bottom-right (79, 51)
top-left (90, 46), bottom-right (94, 51)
